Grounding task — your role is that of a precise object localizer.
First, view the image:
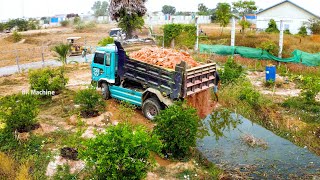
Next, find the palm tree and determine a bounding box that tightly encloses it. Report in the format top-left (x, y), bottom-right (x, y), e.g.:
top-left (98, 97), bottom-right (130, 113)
top-left (109, 0), bottom-right (147, 38)
top-left (52, 43), bottom-right (71, 65)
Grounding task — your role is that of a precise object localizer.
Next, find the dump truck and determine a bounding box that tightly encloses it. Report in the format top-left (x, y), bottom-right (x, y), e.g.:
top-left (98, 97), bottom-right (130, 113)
top-left (91, 41), bottom-right (216, 120)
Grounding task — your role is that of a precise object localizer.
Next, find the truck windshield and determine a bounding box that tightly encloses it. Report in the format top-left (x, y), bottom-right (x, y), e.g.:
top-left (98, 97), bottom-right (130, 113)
top-left (93, 53), bottom-right (104, 65)
top-left (109, 30), bottom-right (119, 37)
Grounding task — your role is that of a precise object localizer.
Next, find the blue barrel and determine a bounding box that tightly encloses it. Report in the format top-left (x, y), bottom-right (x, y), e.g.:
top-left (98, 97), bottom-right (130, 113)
top-left (266, 65), bottom-right (276, 82)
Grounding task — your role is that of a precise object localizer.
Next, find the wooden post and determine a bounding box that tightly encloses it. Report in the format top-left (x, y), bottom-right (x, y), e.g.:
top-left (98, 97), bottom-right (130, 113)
top-left (41, 42), bottom-right (45, 67)
top-left (15, 47), bottom-right (21, 73)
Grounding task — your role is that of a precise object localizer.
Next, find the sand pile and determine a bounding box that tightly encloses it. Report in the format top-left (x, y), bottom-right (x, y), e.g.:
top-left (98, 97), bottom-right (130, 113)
top-left (130, 47), bottom-right (199, 69)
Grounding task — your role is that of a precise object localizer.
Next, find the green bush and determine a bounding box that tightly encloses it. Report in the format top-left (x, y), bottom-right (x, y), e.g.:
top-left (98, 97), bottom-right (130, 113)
top-left (52, 43), bottom-right (71, 65)
top-left (265, 19), bottom-right (280, 33)
top-left (258, 40), bottom-right (278, 56)
top-left (300, 76), bottom-right (320, 103)
top-left (74, 87), bottom-right (105, 117)
top-left (298, 26), bottom-right (308, 36)
top-left (98, 37), bottom-right (114, 46)
top-left (154, 102), bottom-right (199, 159)
top-left (73, 17), bottom-right (81, 24)
top-left (29, 68), bottom-right (68, 96)
top-left (12, 31), bottom-right (22, 42)
top-left (60, 20), bottom-right (70, 27)
top-left (284, 29), bottom-right (291, 35)
top-left (219, 56), bottom-right (243, 84)
top-left (238, 86), bottom-right (261, 106)
top-left (163, 24), bottom-right (196, 48)
top-left (80, 123), bottom-right (161, 179)
top-left (0, 94), bottom-right (39, 132)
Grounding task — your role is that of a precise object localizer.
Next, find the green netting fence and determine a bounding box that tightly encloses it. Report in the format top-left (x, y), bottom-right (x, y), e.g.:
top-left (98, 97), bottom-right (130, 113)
top-left (199, 44), bottom-right (320, 67)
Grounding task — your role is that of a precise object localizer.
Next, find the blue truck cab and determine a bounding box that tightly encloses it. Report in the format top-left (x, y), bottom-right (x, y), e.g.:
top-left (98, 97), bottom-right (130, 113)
top-left (91, 41), bottom-right (216, 120)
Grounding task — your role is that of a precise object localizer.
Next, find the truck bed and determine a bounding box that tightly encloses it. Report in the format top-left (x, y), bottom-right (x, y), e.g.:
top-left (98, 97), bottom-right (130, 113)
top-left (115, 41), bottom-right (216, 100)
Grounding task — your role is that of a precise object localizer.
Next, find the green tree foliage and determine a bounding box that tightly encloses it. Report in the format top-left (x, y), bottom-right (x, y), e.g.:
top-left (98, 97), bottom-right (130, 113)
top-left (308, 18), bottom-right (320, 34)
top-left (163, 24), bottom-right (196, 48)
top-left (109, 0), bottom-right (147, 38)
top-left (218, 56), bottom-right (243, 84)
top-left (60, 20), bottom-right (70, 27)
top-left (52, 43), bottom-right (71, 65)
top-left (198, 3), bottom-right (210, 15)
top-left (162, 5), bottom-right (176, 15)
top-left (0, 23), bottom-right (5, 32)
top-left (118, 11), bottom-right (144, 39)
top-left (27, 18), bottom-right (40, 30)
top-left (29, 68), bottom-right (69, 95)
top-left (301, 76), bottom-right (320, 103)
top-left (284, 29), bottom-right (291, 35)
top-left (80, 123), bottom-right (161, 179)
top-left (265, 19), bottom-right (280, 33)
top-left (215, 3), bottom-right (232, 35)
top-left (238, 19), bottom-right (251, 33)
top-left (154, 102), bottom-right (200, 159)
top-left (98, 37), bottom-right (114, 46)
top-left (232, 0), bottom-right (257, 17)
top-left (91, 1), bottom-right (109, 17)
top-left (5, 19), bottom-right (29, 31)
top-left (0, 94), bottom-right (39, 132)
top-left (298, 26), bottom-right (308, 36)
top-left (74, 87), bottom-right (106, 116)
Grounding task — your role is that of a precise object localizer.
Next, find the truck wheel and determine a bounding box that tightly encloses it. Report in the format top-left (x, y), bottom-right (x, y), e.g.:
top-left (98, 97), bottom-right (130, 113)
top-left (101, 83), bottom-right (110, 100)
top-left (142, 98), bottom-right (162, 120)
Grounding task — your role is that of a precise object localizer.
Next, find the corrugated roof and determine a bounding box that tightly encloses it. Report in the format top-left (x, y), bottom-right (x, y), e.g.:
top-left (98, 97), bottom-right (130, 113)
top-left (257, 0), bottom-right (320, 19)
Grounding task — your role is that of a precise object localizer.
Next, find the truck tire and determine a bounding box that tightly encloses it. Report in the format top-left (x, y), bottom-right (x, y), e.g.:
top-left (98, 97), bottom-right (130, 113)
top-left (101, 83), bottom-right (110, 100)
top-left (142, 98), bottom-right (162, 120)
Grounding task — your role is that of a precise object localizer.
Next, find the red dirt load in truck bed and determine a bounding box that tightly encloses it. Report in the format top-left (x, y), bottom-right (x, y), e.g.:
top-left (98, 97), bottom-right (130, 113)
top-left (130, 47), bottom-right (199, 69)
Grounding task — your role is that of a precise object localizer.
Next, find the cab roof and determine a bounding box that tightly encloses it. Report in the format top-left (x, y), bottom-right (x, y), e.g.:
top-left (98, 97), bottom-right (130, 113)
top-left (96, 44), bottom-right (117, 53)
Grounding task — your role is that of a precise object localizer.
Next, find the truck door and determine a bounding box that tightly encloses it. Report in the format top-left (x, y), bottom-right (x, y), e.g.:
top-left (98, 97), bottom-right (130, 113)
top-left (91, 51), bottom-right (115, 83)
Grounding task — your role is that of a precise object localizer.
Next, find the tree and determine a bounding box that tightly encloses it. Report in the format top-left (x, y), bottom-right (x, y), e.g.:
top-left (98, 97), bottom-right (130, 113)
top-left (162, 5), bottom-right (176, 15)
top-left (215, 3), bottom-right (232, 35)
top-left (265, 19), bottom-right (280, 33)
top-left (307, 18), bottom-right (320, 34)
top-left (52, 43), bottom-right (71, 65)
top-left (238, 19), bottom-right (251, 33)
top-left (198, 3), bottom-right (209, 15)
top-left (232, 0), bottom-right (257, 17)
top-left (92, 1), bottom-right (109, 17)
top-left (109, 0), bottom-right (147, 39)
top-left (232, 0), bottom-right (256, 34)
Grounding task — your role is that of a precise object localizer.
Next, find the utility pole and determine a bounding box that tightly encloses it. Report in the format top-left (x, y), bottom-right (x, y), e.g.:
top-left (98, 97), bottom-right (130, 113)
top-left (278, 20), bottom-right (284, 58)
top-left (195, 17), bottom-right (199, 51)
top-left (231, 17), bottom-right (236, 47)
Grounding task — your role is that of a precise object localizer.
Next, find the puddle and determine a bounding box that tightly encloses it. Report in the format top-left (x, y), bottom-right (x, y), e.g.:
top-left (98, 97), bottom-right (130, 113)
top-left (197, 112), bottom-right (320, 178)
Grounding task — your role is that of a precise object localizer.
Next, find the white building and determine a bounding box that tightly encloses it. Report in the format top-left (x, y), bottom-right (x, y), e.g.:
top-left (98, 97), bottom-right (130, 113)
top-left (256, 0), bottom-right (320, 34)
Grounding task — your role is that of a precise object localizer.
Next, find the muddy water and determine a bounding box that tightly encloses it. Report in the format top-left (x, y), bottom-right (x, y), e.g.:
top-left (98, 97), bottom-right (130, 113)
top-left (197, 112), bottom-right (320, 179)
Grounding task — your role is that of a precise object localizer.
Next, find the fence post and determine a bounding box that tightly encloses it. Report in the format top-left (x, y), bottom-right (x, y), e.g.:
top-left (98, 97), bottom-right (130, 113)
top-left (15, 47), bottom-right (21, 73)
top-left (41, 42), bottom-right (45, 67)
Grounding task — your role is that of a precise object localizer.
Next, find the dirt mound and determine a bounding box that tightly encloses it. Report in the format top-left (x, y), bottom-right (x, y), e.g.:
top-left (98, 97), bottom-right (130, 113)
top-left (130, 47), bottom-right (199, 69)
top-left (186, 89), bottom-right (215, 119)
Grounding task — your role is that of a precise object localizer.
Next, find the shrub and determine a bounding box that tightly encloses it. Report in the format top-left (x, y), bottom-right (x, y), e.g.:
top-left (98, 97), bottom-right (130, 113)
top-left (300, 76), bottom-right (320, 103)
top-left (154, 102), bottom-right (199, 159)
top-left (60, 20), bottom-right (70, 27)
top-left (52, 43), bottom-right (71, 65)
top-left (118, 101), bottom-right (135, 121)
top-left (0, 94), bottom-right (39, 132)
top-left (29, 68), bottom-right (68, 95)
top-left (73, 17), bottom-right (81, 24)
top-left (238, 86), bottom-right (261, 106)
top-left (265, 19), bottom-right (280, 33)
top-left (80, 123), bottom-right (161, 179)
top-left (258, 40), bottom-right (278, 56)
top-left (284, 29), bottom-right (291, 35)
top-left (219, 56), bottom-right (243, 84)
top-left (98, 37), bottom-right (114, 46)
top-left (12, 31), bottom-right (22, 42)
top-left (298, 26), bottom-right (308, 36)
top-left (74, 87), bottom-right (106, 117)
top-left (238, 19), bottom-right (251, 33)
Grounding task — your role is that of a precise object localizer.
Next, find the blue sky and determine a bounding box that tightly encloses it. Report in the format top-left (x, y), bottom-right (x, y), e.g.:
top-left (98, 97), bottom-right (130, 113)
top-left (0, 0), bottom-right (318, 20)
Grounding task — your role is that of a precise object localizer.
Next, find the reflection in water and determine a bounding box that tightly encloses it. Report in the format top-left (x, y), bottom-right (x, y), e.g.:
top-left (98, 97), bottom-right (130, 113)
top-left (197, 112), bottom-right (320, 179)
top-left (207, 109), bottom-right (241, 140)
